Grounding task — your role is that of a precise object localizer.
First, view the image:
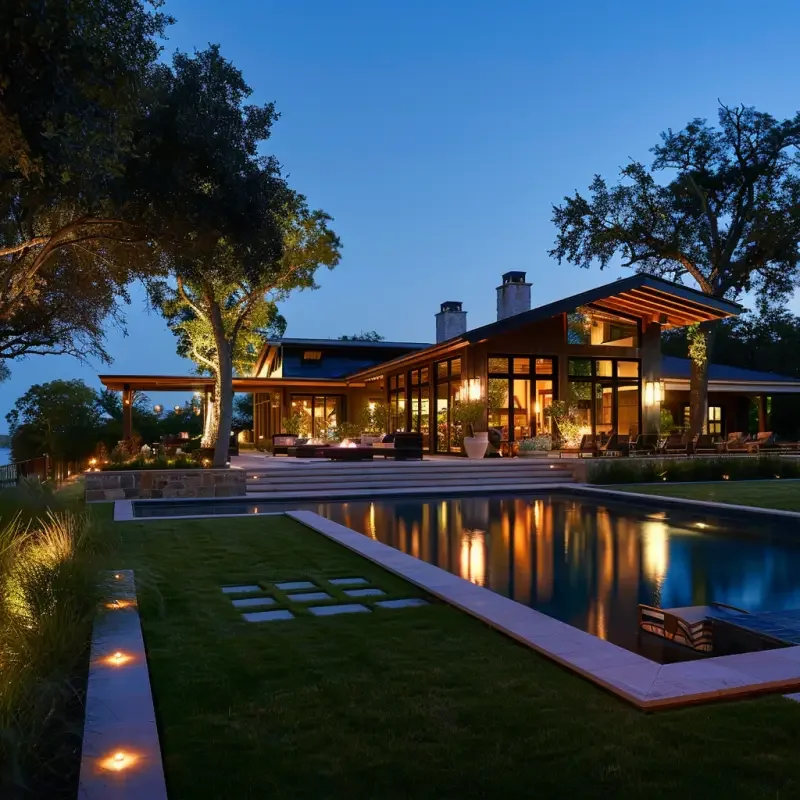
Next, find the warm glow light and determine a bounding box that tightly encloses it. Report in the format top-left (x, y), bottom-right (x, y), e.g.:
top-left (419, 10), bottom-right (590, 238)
top-left (643, 521), bottom-right (669, 586)
top-left (104, 651), bottom-right (132, 667)
top-left (722, 473), bottom-right (730, 481)
top-left (462, 378), bottom-right (483, 402)
top-left (99, 750), bottom-right (138, 772)
top-left (106, 599), bottom-right (134, 610)
top-left (339, 439), bottom-right (357, 448)
top-left (460, 528), bottom-right (487, 586)
top-left (694, 522), bottom-right (708, 530)
top-left (114, 573), bottom-right (121, 579)
top-left (202, 458), bottom-right (211, 467)
top-left (368, 402), bottom-right (376, 412)
top-left (89, 457), bottom-right (97, 466)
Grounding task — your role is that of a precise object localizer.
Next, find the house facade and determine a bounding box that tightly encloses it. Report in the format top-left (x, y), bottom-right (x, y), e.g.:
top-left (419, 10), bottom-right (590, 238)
top-left (100, 272), bottom-right (800, 453)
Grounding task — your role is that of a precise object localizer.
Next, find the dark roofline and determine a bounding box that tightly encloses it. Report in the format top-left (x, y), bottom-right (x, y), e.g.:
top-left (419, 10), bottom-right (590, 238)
top-left (264, 338), bottom-right (430, 350)
top-left (462, 274), bottom-right (742, 345)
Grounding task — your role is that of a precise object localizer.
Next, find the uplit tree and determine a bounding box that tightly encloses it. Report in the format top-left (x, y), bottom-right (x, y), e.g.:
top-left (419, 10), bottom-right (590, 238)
top-left (146, 47), bottom-right (341, 466)
top-left (0, 0), bottom-right (171, 371)
top-left (551, 104), bottom-right (800, 434)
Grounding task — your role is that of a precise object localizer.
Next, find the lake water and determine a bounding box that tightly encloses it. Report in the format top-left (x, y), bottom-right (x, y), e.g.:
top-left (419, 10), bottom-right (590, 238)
top-left (0, 447), bottom-right (10, 466)
top-left (133, 492), bottom-right (800, 658)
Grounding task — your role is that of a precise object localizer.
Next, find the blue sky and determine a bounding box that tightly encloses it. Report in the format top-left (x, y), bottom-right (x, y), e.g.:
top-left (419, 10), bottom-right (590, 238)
top-left (3, 0), bottom-right (799, 429)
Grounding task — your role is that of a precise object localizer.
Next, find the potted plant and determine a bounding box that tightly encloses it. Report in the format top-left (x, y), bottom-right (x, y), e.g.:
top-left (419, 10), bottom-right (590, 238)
top-left (518, 434), bottom-right (552, 457)
top-left (453, 398), bottom-right (488, 459)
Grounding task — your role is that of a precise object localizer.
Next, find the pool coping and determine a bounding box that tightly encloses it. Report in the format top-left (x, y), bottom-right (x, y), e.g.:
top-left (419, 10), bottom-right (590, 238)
top-left (287, 509), bottom-right (800, 711)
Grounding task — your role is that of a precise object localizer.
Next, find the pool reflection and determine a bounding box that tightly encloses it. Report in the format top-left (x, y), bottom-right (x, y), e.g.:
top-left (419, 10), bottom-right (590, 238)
top-left (312, 494), bottom-right (800, 655)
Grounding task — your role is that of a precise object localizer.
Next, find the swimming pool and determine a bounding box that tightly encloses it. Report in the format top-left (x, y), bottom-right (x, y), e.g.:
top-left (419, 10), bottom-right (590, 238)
top-left (132, 492), bottom-right (800, 658)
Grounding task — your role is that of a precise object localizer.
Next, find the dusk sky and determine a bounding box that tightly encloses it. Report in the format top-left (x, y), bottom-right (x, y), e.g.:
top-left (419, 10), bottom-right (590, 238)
top-left (3, 0), bottom-right (799, 429)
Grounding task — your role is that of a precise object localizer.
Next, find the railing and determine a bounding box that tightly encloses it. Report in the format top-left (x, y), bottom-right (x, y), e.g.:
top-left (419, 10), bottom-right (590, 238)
top-left (0, 456), bottom-right (50, 488)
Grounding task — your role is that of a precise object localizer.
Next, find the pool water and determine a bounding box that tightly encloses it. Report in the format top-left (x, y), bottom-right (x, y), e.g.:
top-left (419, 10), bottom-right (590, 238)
top-left (134, 493), bottom-right (800, 657)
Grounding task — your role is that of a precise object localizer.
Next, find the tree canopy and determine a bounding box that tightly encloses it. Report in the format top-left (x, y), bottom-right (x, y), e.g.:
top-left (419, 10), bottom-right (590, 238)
top-left (148, 46), bottom-right (341, 465)
top-left (338, 331), bottom-right (384, 342)
top-left (551, 103), bottom-right (800, 433)
top-left (0, 0), bottom-right (172, 374)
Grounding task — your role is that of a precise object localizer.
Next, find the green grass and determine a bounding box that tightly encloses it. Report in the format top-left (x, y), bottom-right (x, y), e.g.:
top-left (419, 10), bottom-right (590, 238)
top-left (106, 511), bottom-right (800, 799)
top-left (614, 480), bottom-right (800, 511)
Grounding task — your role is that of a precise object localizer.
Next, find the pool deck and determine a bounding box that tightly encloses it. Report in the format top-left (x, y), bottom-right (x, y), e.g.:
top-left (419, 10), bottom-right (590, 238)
top-left (288, 508), bottom-right (800, 710)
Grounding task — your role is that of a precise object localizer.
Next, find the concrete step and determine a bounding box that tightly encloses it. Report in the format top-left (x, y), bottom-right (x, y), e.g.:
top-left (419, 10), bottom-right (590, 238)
top-left (245, 467), bottom-right (571, 485)
top-left (244, 480), bottom-right (571, 501)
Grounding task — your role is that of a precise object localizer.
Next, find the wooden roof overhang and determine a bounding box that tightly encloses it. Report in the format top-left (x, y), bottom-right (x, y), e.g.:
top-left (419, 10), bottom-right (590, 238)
top-left (98, 375), bottom-right (367, 392)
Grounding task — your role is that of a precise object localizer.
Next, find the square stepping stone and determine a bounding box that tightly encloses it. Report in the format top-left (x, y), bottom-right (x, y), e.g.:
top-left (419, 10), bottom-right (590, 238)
top-left (344, 588), bottom-right (386, 598)
top-left (287, 591), bottom-right (332, 603)
top-left (376, 598), bottom-right (429, 610)
top-left (275, 581), bottom-right (316, 591)
top-left (329, 577), bottom-right (369, 586)
top-left (221, 585), bottom-right (261, 594)
top-left (309, 604), bottom-right (370, 617)
top-left (242, 609), bottom-right (295, 623)
top-left (231, 597), bottom-right (276, 609)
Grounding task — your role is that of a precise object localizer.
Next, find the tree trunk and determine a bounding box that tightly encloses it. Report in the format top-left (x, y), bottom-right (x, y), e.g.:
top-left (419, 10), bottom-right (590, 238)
top-left (201, 381), bottom-right (220, 448)
top-left (688, 321), bottom-right (717, 437)
top-left (208, 300), bottom-right (233, 468)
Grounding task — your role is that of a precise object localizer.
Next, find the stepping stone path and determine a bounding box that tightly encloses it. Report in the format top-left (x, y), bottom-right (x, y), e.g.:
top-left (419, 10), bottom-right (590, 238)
top-left (243, 610), bottom-right (295, 623)
top-left (232, 597), bottom-right (276, 608)
top-left (221, 576), bottom-right (428, 623)
top-left (309, 604), bottom-right (370, 617)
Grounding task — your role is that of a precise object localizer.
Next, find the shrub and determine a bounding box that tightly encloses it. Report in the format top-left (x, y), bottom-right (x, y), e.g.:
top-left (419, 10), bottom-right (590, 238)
top-left (103, 454), bottom-right (201, 470)
top-left (519, 435), bottom-right (552, 452)
top-left (587, 455), bottom-right (800, 484)
top-left (0, 501), bottom-right (103, 797)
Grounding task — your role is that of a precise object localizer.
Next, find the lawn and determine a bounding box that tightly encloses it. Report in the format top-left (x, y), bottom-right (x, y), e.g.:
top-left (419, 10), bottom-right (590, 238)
top-left (615, 481), bottom-right (800, 511)
top-left (104, 510), bottom-right (800, 799)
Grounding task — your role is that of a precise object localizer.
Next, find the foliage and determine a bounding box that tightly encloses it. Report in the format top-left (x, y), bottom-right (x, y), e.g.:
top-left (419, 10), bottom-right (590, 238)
top-left (586, 455), bottom-right (800, 484)
top-left (357, 401), bottom-right (390, 433)
top-left (281, 413), bottom-right (304, 436)
top-left (0, 0), bottom-right (172, 373)
top-left (518, 435), bottom-right (552, 452)
top-left (338, 331), bottom-right (384, 341)
top-left (545, 400), bottom-right (585, 448)
top-left (452, 399), bottom-right (486, 436)
top-left (551, 103), bottom-right (800, 433)
top-left (659, 407), bottom-right (676, 433)
top-left (233, 395), bottom-right (254, 430)
top-left (6, 380), bottom-right (103, 464)
top-left (103, 454), bottom-right (200, 471)
top-left (0, 494), bottom-right (103, 797)
top-left (329, 423), bottom-right (363, 442)
top-left (149, 46), bottom-right (341, 466)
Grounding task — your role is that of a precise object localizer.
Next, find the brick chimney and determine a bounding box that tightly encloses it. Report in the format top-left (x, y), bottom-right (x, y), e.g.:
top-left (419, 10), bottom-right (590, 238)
top-left (496, 271), bottom-right (531, 320)
top-left (435, 301), bottom-right (467, 343)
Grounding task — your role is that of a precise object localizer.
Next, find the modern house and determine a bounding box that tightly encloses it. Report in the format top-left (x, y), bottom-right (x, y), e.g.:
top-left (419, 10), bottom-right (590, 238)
top-left (100, 272), bottom-right (800, 453)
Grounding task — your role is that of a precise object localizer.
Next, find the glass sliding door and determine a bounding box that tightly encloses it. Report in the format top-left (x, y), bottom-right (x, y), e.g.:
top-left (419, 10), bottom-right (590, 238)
top-left (290, 395), bottom-right (342, 438)
top-left (434, 357), bottom-right (462, 453)
top-left (409, 367), bottom-right (430, 448)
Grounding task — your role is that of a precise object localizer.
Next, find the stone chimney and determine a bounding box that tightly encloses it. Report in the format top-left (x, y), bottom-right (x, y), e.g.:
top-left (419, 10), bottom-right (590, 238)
top-left (436, 301), bottom-right (467, 343)
top-left (496, 271), bottom-right (531, 320)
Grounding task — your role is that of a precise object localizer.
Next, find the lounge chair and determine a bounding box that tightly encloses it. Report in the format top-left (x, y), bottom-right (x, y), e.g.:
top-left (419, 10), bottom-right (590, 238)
top-left (597, 432), bottom-right (628, 457)
top-left (578, 434), bottom-right (597, 458)
top-left (746, 431), bottom-right (777, 453)
top-left (722, 432), bottom-right (750, 453)
top-left (662, 432), bottom-right (691, 456)
top-left (629, 433), bottom-right (661, 457)
top-left (386, 431), bottom-right (423, 460)
top-left (692, 434), bottom-right (720, 455)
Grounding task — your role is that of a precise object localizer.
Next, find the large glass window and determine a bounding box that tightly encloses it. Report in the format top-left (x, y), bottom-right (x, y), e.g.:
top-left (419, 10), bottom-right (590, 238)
top-left (567, 307), bottom-right (640, 348)
top-left (487, 355), bottom-right (556, 445)
top-left (683, 405), bottom-right (723, 435)
top-left (409, 368), bottom-right (430, 440)
top-left (388, 374), bottom-right (407, 432)
top-left (434, 357), bottom-right (462, 453)
top-left (290, 395), bottom-right (342, 438)
top-left (566, 358), bottom-right (641, 441)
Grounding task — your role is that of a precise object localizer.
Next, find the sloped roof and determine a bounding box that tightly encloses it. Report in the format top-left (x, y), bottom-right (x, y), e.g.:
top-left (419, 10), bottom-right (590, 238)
top-left (662, 356), bottom-right (800, 384)
top-left (264, 338), bottom-right (430, 350)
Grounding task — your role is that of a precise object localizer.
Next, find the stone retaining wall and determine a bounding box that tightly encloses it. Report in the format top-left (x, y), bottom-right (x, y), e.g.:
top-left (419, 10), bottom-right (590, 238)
top-left (84, 468), bottom-right (246, 502)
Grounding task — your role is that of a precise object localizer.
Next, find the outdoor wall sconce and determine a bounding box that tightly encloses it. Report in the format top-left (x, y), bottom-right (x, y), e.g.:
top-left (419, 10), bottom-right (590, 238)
top-left (643, 380), bottom-right (664, 406)
top-left (463, 378), bottom-right (483, 402)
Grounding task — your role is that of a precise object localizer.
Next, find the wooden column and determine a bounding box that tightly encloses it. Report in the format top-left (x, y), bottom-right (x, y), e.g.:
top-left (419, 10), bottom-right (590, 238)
top-left (641, 321), bottom-right (662, 435)
top-left (122, 384), bottom-right (133, 440)
top-left (757, 395), bottom-right (768, 433)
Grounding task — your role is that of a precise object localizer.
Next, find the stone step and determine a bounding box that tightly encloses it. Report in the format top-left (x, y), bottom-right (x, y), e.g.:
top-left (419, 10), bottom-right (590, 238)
top-left (246, 466), bottom-right (570, 482)
top-left (246, 472), bottom-right (569, 489)
top-left (244, 479), bottom-right (570, 501)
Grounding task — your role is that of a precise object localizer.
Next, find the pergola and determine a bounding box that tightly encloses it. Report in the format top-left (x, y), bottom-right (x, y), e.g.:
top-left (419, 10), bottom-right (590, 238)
top-left (98, 374), bottom-right (366, 440)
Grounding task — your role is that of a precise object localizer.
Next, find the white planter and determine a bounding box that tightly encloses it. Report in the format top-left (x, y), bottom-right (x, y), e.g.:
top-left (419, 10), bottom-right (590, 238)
top-left (463, 436), bottom-right (489, 459)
